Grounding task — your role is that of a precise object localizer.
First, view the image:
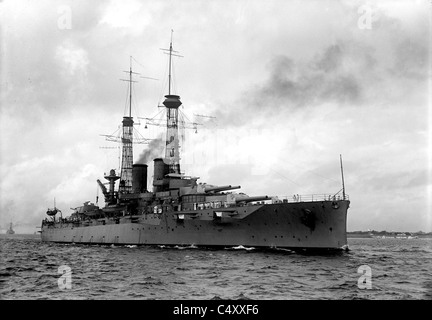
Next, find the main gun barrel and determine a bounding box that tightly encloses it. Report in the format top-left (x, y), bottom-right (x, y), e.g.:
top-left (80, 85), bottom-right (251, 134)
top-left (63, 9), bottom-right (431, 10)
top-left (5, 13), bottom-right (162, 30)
top-left (235, 195), bottom-right (271, 203)
top-left (204, 185), bottom-right (241, 193)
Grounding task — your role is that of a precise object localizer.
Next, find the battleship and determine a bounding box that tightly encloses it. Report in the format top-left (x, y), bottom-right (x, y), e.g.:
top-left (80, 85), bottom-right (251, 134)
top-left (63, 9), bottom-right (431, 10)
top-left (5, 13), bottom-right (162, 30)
top-left (6, 222), bottom-right (15, 235)
top-left (41, 36), bottom-right (350, 251)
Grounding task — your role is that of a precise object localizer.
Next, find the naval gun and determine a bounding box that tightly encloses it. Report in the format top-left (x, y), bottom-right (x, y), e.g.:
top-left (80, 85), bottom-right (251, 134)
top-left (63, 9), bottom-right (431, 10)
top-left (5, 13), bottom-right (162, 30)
top-left (235, 195), bottom-right (272, 203)
top-left (204, 185), bottom-right (241, 193)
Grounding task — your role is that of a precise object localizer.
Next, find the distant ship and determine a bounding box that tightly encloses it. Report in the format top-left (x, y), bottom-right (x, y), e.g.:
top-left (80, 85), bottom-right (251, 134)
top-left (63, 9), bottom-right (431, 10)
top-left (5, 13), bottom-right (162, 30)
top-left (369, 232), bottom-right (419, 239)
top-left (396, 233), bottom-right (419, 239)
top-left (6, 222), bottom-right (15, 235)
top-left (41, 35), bottom-right (350, 251)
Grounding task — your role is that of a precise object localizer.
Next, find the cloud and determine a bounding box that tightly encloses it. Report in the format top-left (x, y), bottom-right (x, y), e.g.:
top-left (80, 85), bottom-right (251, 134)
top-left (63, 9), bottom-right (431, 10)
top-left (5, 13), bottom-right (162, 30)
top-left (49, 163), bottom-right (101, 206)
top-left (206, 2), bottom-right (429, 130)
top-left (99, 0), bottom-right (151, 32)
top-left (55, 40), bottom-right (89, 77)
top-left (361, 169), bottom-right (430, 193)
top-left (391, 38), bottom-right (429, 80)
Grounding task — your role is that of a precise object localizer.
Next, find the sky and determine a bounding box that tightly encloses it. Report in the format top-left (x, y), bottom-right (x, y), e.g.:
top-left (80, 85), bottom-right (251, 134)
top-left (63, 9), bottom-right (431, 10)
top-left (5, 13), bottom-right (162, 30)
top-left (0, 0), bottom-right (430, 233)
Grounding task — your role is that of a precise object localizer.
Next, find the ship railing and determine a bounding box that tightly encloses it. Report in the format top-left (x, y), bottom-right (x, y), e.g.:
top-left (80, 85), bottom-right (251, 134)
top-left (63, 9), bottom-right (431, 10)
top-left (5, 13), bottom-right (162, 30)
top-left (279, 194), bottom-right (349, 203)
top-left (187, 194), bottom-right (349, 210)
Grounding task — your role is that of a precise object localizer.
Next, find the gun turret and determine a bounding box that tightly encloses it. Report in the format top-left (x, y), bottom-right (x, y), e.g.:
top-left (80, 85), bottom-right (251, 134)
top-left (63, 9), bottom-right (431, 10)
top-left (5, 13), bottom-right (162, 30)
top-left (204, 185), bottom-right (241, 193)
top-left (235, 195), bottom-right (271, 203)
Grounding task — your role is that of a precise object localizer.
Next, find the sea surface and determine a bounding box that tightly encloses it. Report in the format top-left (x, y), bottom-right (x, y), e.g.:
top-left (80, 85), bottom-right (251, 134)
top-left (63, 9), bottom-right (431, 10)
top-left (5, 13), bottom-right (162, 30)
top-left (0, 234), bottom-right (431, 300)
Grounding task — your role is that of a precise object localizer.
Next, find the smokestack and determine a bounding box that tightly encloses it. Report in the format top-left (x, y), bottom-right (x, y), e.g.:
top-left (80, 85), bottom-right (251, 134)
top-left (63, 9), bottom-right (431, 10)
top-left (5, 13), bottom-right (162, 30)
top-left (132, 164), bottom-right (148, 193)
top-left (153, 158), bottom-right (169, 193)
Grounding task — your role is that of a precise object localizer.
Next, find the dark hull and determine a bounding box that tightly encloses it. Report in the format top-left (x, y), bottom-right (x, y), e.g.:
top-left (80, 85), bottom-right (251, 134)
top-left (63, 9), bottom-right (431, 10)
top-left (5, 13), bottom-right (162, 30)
top-left (41, 200), bottom-right (349, 250)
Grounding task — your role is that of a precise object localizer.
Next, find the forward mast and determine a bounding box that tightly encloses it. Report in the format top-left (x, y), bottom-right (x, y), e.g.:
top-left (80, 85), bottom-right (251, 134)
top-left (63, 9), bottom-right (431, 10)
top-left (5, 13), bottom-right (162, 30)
top-left (118, 57), bottom-right (139, 194)
top-left (161, 30), bottom-right (183, 175)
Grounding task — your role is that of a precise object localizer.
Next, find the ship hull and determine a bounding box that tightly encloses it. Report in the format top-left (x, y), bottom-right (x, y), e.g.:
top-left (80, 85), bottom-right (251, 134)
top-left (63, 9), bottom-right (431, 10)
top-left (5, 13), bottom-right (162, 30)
top-left (41, 200), bottom-right (349, 250)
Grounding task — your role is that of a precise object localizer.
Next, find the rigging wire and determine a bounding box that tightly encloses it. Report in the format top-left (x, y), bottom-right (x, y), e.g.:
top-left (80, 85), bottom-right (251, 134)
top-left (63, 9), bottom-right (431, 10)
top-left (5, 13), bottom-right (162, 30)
top-left (106, 124), bottom-right (121, 138)
top-left (268, 168), bottom-right (304, 188)
top-left (171, 60), bottom-right (178, 95)
top-left (150, 107), bottom-right (165, 120)
top-left (180, 108), bottom-right (193, 124)
top-left (178, 112), bottom-right (186, 148)
top-left (132, 83), bottom-right (141, 120)
top-left (123, 81), bottom-right (130, 116)
top-left (158, 55), bottom-right (170, 103)
top-left (131, 56), bottom-right (147, 70)
top-left (130, 55), bottom-right (160, 120)
top-left (274, 157), bottom-right (340, 184)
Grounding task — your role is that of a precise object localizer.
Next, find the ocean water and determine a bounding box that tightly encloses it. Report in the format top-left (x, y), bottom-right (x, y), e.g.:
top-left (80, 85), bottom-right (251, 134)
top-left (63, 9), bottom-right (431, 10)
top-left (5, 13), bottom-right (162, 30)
top-left (0, 234), bottom-right (431, 300)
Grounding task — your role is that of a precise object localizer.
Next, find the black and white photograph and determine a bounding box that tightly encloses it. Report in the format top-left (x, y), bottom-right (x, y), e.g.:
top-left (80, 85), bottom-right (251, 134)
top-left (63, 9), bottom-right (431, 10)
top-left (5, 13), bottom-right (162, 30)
top-left (0, 0), bottom-right (430, 306)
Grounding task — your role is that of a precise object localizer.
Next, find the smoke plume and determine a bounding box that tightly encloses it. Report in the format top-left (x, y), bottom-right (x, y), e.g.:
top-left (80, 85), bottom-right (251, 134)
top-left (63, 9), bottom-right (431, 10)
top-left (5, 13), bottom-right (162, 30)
top-left (209, 42), bottom-right (367, 128)
top-left (136, 135), bottom-right (165, 164)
